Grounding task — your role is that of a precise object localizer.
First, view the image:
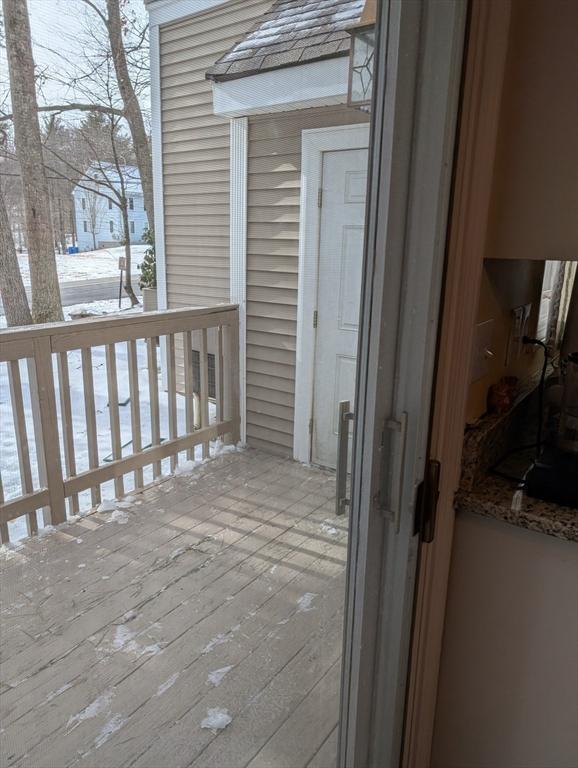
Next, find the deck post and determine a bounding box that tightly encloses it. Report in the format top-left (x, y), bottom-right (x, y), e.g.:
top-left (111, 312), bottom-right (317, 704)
top-left (228, 314), bottom-right (241, 445)
top-left (32, 339), bottom-right (66, 526)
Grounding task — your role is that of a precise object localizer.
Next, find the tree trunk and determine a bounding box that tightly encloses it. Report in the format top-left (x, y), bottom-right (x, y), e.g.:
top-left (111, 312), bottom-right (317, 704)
top-left (106, 0), bottom-right (154, 229)
top-left (3, 0), bottom-right (63, 323)
top-left (0, 189), bottom-right (32, 327)
top-left (121, 204), bottom-right (139, 306)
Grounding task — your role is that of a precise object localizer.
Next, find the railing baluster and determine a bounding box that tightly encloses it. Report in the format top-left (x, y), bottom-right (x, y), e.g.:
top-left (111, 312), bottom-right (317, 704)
top-left (33, 339), bottom-right (66, 525)
top-left (0, 473), bottom-right (9, 544)
top-left (105, 343), bottom-right (124, 499)
top-left (146, 337), bottom-right (161, 478)
top-left (57, 352), bottom-right (79, 515)
top-left (8, 360), bottom-right (37, 535)
top-left (183, 331), bottom-right (195, 461)
top-left (127, 339), bottom-right (143, 489)
top-left (166, 333), bottom-right (178, 472)
top-left (199, 328), bottom-right (210, 459)
top-left (81, 346), bottom-right (101, 507)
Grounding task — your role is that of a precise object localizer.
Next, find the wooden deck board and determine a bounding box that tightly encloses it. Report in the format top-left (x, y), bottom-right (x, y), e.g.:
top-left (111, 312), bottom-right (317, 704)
top-left (0, 450), bottom-right (345, 768)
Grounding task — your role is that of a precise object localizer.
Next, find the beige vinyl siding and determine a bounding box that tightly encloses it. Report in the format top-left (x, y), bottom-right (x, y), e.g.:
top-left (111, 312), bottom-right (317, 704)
top-left (159, 0), bottom-right (272, 311)
top-left (246, 106), bottom-right (369, 456)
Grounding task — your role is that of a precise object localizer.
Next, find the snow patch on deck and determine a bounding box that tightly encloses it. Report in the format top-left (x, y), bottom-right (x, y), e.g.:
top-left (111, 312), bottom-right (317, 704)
top-left (44, 683), bottom-right (73, 704)
top-left (67, 689), bottom-right (115, 730)
top-left (155, 672), bottom-right (180, 697)
top-left (320, 521), bottom-right (338, 536)
top-left (110, 509), bottom-right (130, 525)
top-left (297, 592), bottom-right (318, 613)
top-left (109, 624), bottom-right (163, 658)
top-left (207, 665), bottom-right (233, 687)
top-left (94, 713), bottom-right (127, 749)
top-left (201, 707), bottom-right (232, 732)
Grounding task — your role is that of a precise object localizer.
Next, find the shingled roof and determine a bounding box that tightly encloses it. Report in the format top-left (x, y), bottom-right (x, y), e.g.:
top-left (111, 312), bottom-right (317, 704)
top-left (206, 0), bottom-right (364, 82)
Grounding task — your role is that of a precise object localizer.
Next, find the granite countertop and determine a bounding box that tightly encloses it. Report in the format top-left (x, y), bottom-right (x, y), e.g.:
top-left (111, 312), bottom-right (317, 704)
top-left (455, 474), bottom-right (578, 543)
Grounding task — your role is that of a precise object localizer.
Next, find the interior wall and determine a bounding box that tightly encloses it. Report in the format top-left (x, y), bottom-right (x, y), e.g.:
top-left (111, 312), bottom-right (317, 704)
top-left (466, 259), bottom-right (545, 423)
top-left (486, 0), bottom-right (578, 262)
top-left (431, 512), bottom-right (578, 768)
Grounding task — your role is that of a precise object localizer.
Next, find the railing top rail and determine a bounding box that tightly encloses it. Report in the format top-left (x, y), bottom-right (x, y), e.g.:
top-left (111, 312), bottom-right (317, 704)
top-left (0, 305), bottom-right (239, 347)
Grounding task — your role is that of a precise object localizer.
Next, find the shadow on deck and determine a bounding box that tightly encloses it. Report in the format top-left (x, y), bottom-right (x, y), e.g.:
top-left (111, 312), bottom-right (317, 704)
top-left (0, 449), bottom-right (346, 768)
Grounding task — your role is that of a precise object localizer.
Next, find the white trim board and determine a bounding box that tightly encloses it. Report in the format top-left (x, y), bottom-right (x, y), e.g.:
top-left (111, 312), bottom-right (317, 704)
top-left (212, 57), bottom-right (349, 118)
top-left (147, 0), bottom-right (228, 28)
top-left (150, 24), bottom-right (169, 388)
top-left (150, 25), bottom-right (167, 313)
top-left (229, 118), bottom-right (248, 443)
top-left (293, 123), bottom-right (371, 464)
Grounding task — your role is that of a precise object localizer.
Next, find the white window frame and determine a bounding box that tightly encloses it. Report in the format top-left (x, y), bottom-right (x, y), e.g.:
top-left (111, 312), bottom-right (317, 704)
top-left (293, 123), bottom-right (370, 464)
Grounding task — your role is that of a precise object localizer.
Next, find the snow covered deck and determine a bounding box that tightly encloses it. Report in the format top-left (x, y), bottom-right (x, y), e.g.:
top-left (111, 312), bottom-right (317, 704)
top-left (0, 449), bottom-right (345, 768)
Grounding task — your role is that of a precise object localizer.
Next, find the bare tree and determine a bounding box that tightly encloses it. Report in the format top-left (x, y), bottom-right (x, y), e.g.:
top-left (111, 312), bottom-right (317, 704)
top-left (0, 151), bottom-right (27, 251)
top-left (0, 184), bottom-right (32, 326)
top-left (45, 109), bottom-right (140, 306)
top-left (5, 0), bottom-right (156, 228)
top-left (2, 0), bottom-right (63, 323)
top-left (107, 114), bottom-right (139, 305)
top-left (103, 0), bottom-right (153, 226)
top-left (84, 190), bottom-right (106, 249)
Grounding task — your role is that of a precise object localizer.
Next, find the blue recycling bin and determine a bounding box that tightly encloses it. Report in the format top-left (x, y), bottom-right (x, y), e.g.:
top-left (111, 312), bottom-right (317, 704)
top-left (67, 246), bottom-right (79, 254)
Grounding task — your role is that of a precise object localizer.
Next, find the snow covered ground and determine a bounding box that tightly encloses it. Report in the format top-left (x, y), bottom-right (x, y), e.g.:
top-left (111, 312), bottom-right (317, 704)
top-left (0, 299), bottom-right (218, 542)
top-left (0, 298), bottom-right (141, 329)
top-left (17, 245), bottom-right (144, 286)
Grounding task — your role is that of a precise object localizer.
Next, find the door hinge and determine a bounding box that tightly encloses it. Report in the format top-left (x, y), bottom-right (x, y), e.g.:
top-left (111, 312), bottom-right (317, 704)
top-left (313, 310), bottom-right (318, 329)
top-left (317, 187), bottom-right (323, 208)
top-left (414, 459), bottom-right (441, 543)
top-left (308, 418), bottom-right (313, 434)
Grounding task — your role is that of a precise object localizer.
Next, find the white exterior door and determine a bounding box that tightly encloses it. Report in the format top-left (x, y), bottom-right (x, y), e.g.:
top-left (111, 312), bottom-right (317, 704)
top-left (312, 148), bottom-right (368, 469)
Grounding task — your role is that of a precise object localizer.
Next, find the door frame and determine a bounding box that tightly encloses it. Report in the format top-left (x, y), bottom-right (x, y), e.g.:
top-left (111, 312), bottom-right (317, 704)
top-left (338, 0), bottom-right (468, 765)
top-left (294, 123), bottom-right (370, 464)
top-left (402, 2), bottom-right (513, 765)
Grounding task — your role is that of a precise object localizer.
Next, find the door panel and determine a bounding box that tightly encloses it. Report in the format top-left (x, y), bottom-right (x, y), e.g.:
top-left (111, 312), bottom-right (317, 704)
top-left (312, 148), bottom-right (368, 469)
top-left (338, 2), bottom-right (467, 766)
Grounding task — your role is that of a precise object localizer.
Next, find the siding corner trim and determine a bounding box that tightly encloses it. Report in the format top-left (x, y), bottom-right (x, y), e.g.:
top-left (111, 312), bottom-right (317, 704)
top-left (230, 117), bottom-right (249, 443)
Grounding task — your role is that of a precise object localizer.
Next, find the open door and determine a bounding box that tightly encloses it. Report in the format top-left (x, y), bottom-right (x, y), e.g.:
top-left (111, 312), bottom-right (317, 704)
top-left (338, 1), bottom-right (467, 765)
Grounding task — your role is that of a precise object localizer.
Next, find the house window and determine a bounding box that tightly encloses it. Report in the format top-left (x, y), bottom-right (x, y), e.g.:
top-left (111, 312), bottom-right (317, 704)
top-left (129, 198), bottom-right (134, 211)
top-left (130, 221), bottom-right (135, 234)
top-left (81, 198), bottom-right (86, 210)
top-left (537, 261), bottom-right (561, 343)
top-left (109, 221), bottom-right (114, 234)
top-left (108, 200), bottom-right (113, 210)
top-left (83, 221), bottom-right (88, 232)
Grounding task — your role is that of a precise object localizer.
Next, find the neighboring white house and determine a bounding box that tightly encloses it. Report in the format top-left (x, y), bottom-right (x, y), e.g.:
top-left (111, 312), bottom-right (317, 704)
top-left (73, 162), bottom-right (149, 251)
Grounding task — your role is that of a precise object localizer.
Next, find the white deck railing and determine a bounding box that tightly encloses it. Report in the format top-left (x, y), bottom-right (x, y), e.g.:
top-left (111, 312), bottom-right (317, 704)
top-left (0, 306), bottom-right (240, 544)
